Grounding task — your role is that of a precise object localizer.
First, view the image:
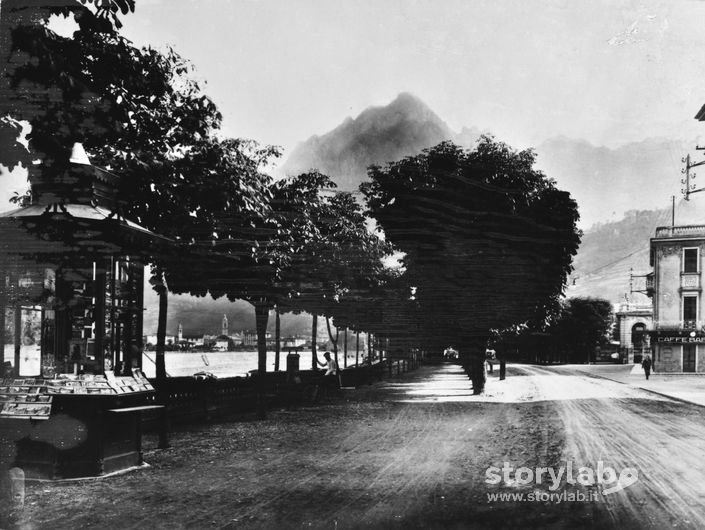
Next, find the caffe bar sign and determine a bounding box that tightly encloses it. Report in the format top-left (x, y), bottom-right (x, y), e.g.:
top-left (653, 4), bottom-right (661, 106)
top-left (654, 331), bottom-right (705, 343)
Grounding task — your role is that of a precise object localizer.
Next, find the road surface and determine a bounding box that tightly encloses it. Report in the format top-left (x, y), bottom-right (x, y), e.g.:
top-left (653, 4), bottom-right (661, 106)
top-left (16, 363), bottom-right (705, 529)
top-left (519, 364), bottom-right (705, 530)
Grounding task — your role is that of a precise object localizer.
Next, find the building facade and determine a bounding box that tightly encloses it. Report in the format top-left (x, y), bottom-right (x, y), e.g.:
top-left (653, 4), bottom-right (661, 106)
top-left (649, 225), bottom-right (705, 372)
top-left (616, 303), bottom-right (653, 364)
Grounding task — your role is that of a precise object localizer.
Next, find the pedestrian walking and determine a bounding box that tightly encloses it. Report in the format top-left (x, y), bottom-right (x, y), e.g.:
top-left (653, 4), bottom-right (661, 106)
top-left (642, 354), bottom-right (652, 380)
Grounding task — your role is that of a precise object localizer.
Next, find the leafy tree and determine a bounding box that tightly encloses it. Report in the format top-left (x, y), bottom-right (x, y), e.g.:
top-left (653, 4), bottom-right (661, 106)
top-left (549, 297), bottom-right (614, 363)
top-left (166, 171), bottom-right (336, 390)
top-left (1, 3), bottom-right (277, 378)
top-left (280, 190), bottom-right (394, 369)
top-left (362, 138), bottom-right (581, 393)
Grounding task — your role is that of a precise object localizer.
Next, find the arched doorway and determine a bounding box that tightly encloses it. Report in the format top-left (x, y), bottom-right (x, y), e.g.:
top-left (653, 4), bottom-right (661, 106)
top-left (632, 323), bottom-right (647, 363)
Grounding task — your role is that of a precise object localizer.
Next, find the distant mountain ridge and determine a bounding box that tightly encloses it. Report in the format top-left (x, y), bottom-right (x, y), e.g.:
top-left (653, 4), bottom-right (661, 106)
top-left (534, 136), bottom-right (685, 229)
top-left (280, 92), bottom-right (687, 229)
top-left (280, 92), bottom-right (482, 190)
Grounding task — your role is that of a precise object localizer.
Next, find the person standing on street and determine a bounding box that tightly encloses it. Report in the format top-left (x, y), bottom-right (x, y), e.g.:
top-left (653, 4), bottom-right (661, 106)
top-left (642, 354), bottom-right (652, 380)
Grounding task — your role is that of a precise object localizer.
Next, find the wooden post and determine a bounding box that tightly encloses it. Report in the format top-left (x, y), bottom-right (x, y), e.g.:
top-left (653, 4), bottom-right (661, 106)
top-left (122, 262), bottom-right (134, 370)
top-left (134, 262), bottom-right (145, 369)
top-left (94, 264), bottom-right (106, 374)
top-left (0, 284), bottom-right (6, 369)
top-left (14, 304), bottom-right (21, 376)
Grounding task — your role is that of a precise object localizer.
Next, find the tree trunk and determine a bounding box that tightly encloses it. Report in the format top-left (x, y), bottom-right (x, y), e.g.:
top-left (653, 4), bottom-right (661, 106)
top-left (343, 328), bottom-right (348, 368)
top-left (254, 300), bottom-right (270, 419)
top-left (155, 271), bottom-right (168, 381)
top-left (468, 341), bottom-right (487, 394)
top-left (325, 316), bottom-right (339, 368)
top-left (274, 307), bottom-right (281, 372)
top-left (499, 358), bottom-right (506, 380)
top-left (355, 331), bottom-right (360, 367)
top-left (254, 301), bottom-right (269, 376)
top-left (311, 313), bottom-right (318, 370)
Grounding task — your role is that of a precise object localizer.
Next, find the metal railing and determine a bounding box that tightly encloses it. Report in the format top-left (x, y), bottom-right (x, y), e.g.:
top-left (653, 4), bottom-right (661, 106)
top-left (144, 358), bottom-right (420, 425)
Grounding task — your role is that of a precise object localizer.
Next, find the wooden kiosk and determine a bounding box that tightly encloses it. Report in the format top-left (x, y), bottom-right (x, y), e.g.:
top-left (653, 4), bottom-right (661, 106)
top-left (0, 145), bottom-right (167, 479)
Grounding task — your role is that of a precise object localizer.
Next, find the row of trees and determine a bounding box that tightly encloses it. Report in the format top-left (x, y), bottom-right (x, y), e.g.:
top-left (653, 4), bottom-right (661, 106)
top-left (0, 1), bottom-right (397, 381)
top-left (493, 297), bottom-right (614, 365)
top-left (1, 1), bottom-right (583, 395)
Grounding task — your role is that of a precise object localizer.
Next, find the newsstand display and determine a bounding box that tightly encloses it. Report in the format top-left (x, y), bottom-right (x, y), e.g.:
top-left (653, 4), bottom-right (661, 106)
top-left (0, 371), bottom-right (156, 479)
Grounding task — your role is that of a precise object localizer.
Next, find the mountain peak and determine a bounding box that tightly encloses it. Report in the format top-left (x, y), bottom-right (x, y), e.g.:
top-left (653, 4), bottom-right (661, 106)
top-left (281, 93), bottom-right (477, 190)
top-left (388, 91), bottom-right (429, 110)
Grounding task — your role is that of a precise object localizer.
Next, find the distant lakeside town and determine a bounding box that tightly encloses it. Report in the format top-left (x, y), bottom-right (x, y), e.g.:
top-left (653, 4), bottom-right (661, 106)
top-left (143, 316), bottom-right (363, 353)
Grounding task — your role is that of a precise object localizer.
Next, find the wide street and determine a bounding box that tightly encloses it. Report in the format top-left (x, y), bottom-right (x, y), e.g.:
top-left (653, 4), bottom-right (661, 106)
top-left (18, 363), bottom-right (705, 529)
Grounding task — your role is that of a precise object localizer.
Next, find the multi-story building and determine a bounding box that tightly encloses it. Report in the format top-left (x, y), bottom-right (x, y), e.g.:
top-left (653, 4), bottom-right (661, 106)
top-left (646, 103), bottom-right (705, 372)
top-left (649, 224), bottom-right (705, 372)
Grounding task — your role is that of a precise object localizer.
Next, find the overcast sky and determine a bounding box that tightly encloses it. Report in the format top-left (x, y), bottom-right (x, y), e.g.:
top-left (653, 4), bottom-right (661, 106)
top-left (4, 0), bottom-right (705, 208)
top-left (117, 0), bottom-right (705, 155)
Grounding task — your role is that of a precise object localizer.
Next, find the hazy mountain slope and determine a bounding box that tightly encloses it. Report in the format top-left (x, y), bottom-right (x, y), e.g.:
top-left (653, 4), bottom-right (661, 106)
top-left (281, 93), bottom-right (687, 229)
top-left (142, 286), bottom-right (323, 337)
top-left (535, 136), bottom-right (685, 228)
top-left (280, 92), bottom-right (481, 190)
top-left (566, 208), bottom-right (670, 305)
top-left (565, 196), bottom-right (705, 305)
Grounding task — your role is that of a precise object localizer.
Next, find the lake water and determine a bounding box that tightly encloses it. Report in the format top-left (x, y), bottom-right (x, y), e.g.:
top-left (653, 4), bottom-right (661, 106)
top-left (141, 350), bottom-right (364, 378)
top-left (6, 346), bottom-right (365, 379)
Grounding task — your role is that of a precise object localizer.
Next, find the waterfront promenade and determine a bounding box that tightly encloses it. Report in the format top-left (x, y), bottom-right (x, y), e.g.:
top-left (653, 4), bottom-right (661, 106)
top-left (12, 362), bottom-right (705, 529)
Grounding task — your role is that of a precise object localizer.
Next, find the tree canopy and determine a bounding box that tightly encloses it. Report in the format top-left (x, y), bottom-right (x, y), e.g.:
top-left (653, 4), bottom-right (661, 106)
top-left (550, 297), bottom-right (614, 363)
top-left (362, 138), bottom-right (581, 390)
top-left (0, 2), bottom-right (280, 376)
top-left (2, 3), bottom-right (277, 249)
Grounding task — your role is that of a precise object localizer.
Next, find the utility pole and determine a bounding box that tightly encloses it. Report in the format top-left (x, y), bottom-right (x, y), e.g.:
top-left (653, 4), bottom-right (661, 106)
top-left (681, 147), bottom-right (705, 199)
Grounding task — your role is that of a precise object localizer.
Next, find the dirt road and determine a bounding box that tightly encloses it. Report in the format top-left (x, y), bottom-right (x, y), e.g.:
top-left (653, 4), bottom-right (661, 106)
top-left (520, 364), bottom-right (705, 529)
top-left (15, 364), bottom-right (705, 529)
